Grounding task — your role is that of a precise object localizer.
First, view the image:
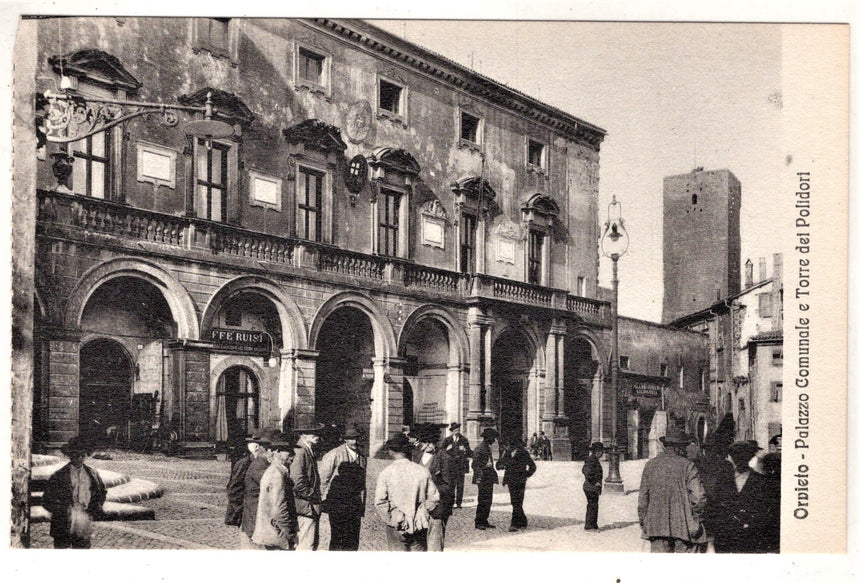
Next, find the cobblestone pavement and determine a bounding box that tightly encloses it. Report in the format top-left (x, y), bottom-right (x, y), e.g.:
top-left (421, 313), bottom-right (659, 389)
top-left (28, 450), bottom-right (645, 551)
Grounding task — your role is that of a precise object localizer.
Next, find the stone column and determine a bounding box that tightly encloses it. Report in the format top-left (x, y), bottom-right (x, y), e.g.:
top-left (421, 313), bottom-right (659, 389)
top-left (45, 330), bottom-right (81, 449)
top-left (282, 349), bottom-right (318, 431)
top-left (446, 363), bottom-right (466, 426)
top-left (482, 324), bottom-right (494, 417)
top-left (167, 340), bottom-right (211, 443)
top-left (543, 331), bottom-right (557, 422)
top-left (466, 313), bottom-right (484, 444)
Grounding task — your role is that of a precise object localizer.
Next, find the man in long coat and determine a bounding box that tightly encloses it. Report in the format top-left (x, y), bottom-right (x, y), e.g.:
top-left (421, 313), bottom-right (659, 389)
top-left (440, 422), bottom-right (471, 508)
top-left (416, 427), bottom-right (457, 550)
top-left (724, 440), bottom-right (777, 553)
top-left (240, 434), bottom-right (273, 549)
top-left (252, 436), bottom-right (299, 550)
top-left (42, 436), bottom-right (107, 549)
top-left (472, 427), bottom-right (499, 530)
top-left (581, 442), bottom-right (604, 531)
top-left (638, 427), bottom-right (707, 552)
top-left (497, 436), bottom-right (536, 531)
top-left (291, 422), bottom-right (324, 550)
top-left (319, 422), bottom-right (367, 551)
top-left (225, 428), bottom-right (275, 541)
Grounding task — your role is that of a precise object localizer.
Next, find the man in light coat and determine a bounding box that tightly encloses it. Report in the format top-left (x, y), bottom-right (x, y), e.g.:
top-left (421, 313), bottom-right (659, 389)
top-left (225, 428), bottom-right (276, 544)
top-left (375, 432), bottom-right (440, 551)
top-left (319, 422), bottom-right (367, 551)
top-left (252, 436), bottom-right (298, 550)
top-left (638, 427), bottom-right (707, 552)
top-left (290, 422), bottom-right (324, 550)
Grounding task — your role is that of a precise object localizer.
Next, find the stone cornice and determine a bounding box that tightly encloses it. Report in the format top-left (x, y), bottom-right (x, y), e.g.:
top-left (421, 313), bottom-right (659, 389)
top-left (307, 19), bottom-right (607, 150)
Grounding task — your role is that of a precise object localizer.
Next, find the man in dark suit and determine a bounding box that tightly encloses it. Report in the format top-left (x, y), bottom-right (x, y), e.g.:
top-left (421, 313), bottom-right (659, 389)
top-left (581, 442), bottom-right (604, 531)
top-left (440, 422), bottom-right (471, 508)
top-left (416, 427), bottom-right (458, 550)
top-left (42, 436), bottom-right (107, 549)
top-left (319, 422), bottom-right (367, 551)
top-left (471, 427), bottom-right (499, 530)
top-left (497, 436), bottom-right (536, 532)
top-left (291, 422), bottom-right (324, 550)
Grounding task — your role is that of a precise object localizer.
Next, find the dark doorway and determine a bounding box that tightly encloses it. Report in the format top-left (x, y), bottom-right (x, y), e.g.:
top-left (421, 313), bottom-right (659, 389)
top-left (565, 337), bottom-right (600, 460)
top-left (79, 339), bottom-right (133, 446)
top-left (492, 328), bottom-right (531, 445)
top-left (402, 379), bottom-right (414, 429)
top-left (215, 366), bottom-right (259, 445)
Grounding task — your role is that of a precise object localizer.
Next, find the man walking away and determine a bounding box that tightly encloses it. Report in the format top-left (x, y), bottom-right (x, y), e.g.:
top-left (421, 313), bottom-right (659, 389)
top-left (638, 427), bottom-right (707, 553)
top-left (252, 436), bottom-right (299, 550)
top-left (291, 422), bottom-right (324, 550)
top-left (440, 422), bottom-right (471, 508)
top-left (582, 442), bottom-right (604, 531)
top-left (472, 427), bottom-right (500, 530)
top-left (416, 427), bottom-right (457, 550)
top-left (497, 436), bottom-right (536, 532)
top-left (319, 422), bottom-right (367, 551)
top-left (375, 433), bottom-right (440, 551)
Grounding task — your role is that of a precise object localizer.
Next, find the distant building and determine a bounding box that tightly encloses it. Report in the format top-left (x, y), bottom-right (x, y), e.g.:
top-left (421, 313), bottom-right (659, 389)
top-left (662, 168), bottom-right (741, 324)
top-left (671, 254), bottom-right (784, 447)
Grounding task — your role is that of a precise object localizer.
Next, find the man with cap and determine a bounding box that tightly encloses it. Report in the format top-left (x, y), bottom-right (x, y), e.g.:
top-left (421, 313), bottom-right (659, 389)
top-left (694, 434), bottom-right (736, 552)
top-left (440, 421), bottom-right (471, 508)
top-left (416, 426), bottom-right (457, 550)
top-left (319, 422), bottom-right (367, 551)
top-left (638, 427), bottom-right (707, 552)
top-left (724, 440), bottom-right (774, 553)
top-left (240, 428), bottom-right (279, 549)
top-left (291, 421), bottom-right (324, 550)
top-left (252, 434), bottom-right (299, 550)
top-left (225, 428), bottom-right (275, 539)
top-left (471, 427), bottom-right (500, 530)
top-left (374, 432), bottom-right (440, 551)
top-left (42, 435), bottom-right (107, 548)
top-left (581, 442), bottom-right (605, 531)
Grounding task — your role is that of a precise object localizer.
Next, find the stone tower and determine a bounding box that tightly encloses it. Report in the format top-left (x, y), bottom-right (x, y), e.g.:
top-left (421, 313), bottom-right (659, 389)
top-left (662, 168), bottom-right (741, 324)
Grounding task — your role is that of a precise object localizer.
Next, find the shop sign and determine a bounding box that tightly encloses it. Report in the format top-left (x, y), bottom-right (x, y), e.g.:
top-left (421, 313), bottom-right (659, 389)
top-left (210, 328), bottom-right (270, 351)
top-left (631, 382), bottom-right (662, 398)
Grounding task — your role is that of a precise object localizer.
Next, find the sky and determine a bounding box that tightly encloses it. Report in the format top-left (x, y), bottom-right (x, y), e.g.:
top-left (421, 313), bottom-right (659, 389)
top-left (371, 20), bottom-right (785, 322)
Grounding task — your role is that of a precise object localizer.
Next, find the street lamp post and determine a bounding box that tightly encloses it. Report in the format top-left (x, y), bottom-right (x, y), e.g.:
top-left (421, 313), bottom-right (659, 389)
top-left (601, 195), bottom-right (629, 494)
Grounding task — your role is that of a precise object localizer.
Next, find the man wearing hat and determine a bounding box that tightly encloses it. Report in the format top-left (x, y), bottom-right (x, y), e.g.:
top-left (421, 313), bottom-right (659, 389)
top-left (226, 428), bottom-right (276, 544)
top-left (724, 440), bottom-right (774, 553)
top-left (637, 426), bottom-right (707, 552)
top-left (581, 442), bottom-right (605, 531)
top-left (694, 434), bottom-right (736, 552)
top-left (319, 422), bottom-right (367, 551)
top-left (290, 421), bottom-right (324, 550)
top-left (440, 422), bottom-right (471, 508)
top-left (416, 427), bottom-right (457, 550)
top-left (240, 428), bottom-right (280, 549)
top-left (252, 435), bottom-right (299, 550)
top-left (374, 432), bottom-right (440, 551)
top-left (471, 427), bottom-right (500, 530)
top-left (42, 436), bottom-right (107, 548)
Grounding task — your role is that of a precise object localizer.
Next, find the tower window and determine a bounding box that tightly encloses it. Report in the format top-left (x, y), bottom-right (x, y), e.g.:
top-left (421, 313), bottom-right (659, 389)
top-left (692, 193), bottom-right (698, 205)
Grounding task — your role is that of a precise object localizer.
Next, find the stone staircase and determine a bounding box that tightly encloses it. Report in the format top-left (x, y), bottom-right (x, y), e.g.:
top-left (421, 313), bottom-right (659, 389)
top-left (30, 454), bottom-right (164, 523)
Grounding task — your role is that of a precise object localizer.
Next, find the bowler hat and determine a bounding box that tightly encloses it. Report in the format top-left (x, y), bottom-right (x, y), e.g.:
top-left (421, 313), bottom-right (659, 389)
top-left (342, 422), bottom-right (361, 440)
top-left (449, 422), bottom-right (461, 431)
top-left (590, 441), bottom-right (605, 452)
top-left (60, 435), bottom-right (91, 457)
top-left (660, 426), bottom-right (691, 446)
top-left (292, 422), bottom-right (325, 435)
top-left (727, 440), bottom-right (762, 465)
top-left (386, 432), bottom-right (414, 453)
top-left (480, 427), bottom-right (499, 439)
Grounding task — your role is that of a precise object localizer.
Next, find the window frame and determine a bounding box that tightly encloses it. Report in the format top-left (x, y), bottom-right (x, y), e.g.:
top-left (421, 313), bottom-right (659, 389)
top-left (191, 17), bottom-right (238, 63)
top-left (459, 212), bottom-right (478, 274)
top-left (376, 73), bottom-right (408, 126)
top-left (193, 138), bottom-right (230, 223)
top-left (376, 186), bottom-right (402, 257)
top-left (526, 228), bottom-right (546, 285)
top-left (295, 165), bottom-right (326, 243)
top-left (459, 109), bottom-right (483, 149)
top-left (526, 137), bottom-right (548, 175)
top-left (293, 41), bottom-right (332, 99)
top-left (70, 130), bottom-right (111, 199)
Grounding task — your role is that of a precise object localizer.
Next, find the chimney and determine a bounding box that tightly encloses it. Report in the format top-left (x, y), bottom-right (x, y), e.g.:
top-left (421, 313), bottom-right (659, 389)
top-left (772, 253), bottom-right (783, 282)
top-left (758, 257), bottom-right (767, 283)
top-left (745, 259), bottom-right (754, 288)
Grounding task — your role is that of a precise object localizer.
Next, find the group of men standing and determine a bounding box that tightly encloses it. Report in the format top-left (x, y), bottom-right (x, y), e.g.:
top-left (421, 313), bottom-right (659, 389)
top-left (225, 421), bottom-right (367, 551)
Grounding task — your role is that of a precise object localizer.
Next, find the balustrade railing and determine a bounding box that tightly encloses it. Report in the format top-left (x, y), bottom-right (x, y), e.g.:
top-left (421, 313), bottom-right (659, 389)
top-left (317, 245), bottom-right (386, 280)
top-left (208, 223), bottom-right (295, 265)
top-left (489, 276), bottom-right (554, 307)
top-left (404, 263), bottom-right (468, 294)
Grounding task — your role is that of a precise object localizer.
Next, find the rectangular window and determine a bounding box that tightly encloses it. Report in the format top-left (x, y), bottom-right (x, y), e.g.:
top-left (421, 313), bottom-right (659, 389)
top-left (378, 188), bottom-right (401, 257)
top-left (679, 365), bottom-right (685, 389)
top-left (71, 131), bottom-right (110, 198)
top-left (460, 111), bottom-right (481, 144)
top-left (771, 382), bottom-right (783, 402)
top-left (759, 292), bottom-right (773, 317)
top-left (194, 18), bottom-right (233, 59)
top-left (772, 349), bottom-right (783, 366)
top-left (577, 276), bottom-right (586, 296)
top-left (379, 79), bottom-right (403, 115)
top-left (527, 139), bottom-right (545, 168)
top-left (527, 230), bottom-right (544, 285)
top-left (296, 167), bottom-right (324, 242)
top-left (660, 363), bottom-right (668, 377)
top-left (619, 356), bottom-right (630, 370)
top-left (195, 139), bottom-right (229, 222)
top-left (460, 213), bottom-right (477, 274)
top-left (298, 47), bottom-right (325, 85)
top-left (699, 368), bottom-right (706, 392)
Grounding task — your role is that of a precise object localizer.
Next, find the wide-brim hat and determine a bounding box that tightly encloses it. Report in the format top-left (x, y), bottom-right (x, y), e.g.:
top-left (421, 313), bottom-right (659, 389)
top-left (660, 427), bottom-right (691, 446)
top-left (342, 423), bottom-right (361, 440)
top-left (60, 436), bottom-right (91, 456)
top-left (448, 422), bottom-right (461, 431)
top-left (292, 422), bottom-right (325, 435)
top-left (386, 432), bottom-right (414, 453)
top-left (590, 441), bottom-right (605, 452)
top-left (481, 427), bottom-right (499, 439)
top-left (727, 440), bottom-right (762, 463)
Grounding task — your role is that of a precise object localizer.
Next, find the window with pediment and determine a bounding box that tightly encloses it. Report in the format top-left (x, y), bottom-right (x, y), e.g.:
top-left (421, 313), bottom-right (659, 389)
top-left (451, 175), bottom-right (496, 274)
top-left (282, 118), bottom-right (347, 243)
top-left (179, 87), bottom-right (254, 223)
top-left (48, 49), bottom-right (143, 201)
top-left (521, 192), bottom-right (560, 286)
top-left (368, 147), bottom-right (420, 258)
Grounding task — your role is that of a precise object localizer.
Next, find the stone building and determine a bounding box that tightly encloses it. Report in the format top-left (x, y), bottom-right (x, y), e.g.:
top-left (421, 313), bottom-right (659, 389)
top-left (30, 17), bottom-right (616, 457)
top-left (662, 167), bottom-right (741, 325)
top-left (671, 254), bottom-right (784, 447)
